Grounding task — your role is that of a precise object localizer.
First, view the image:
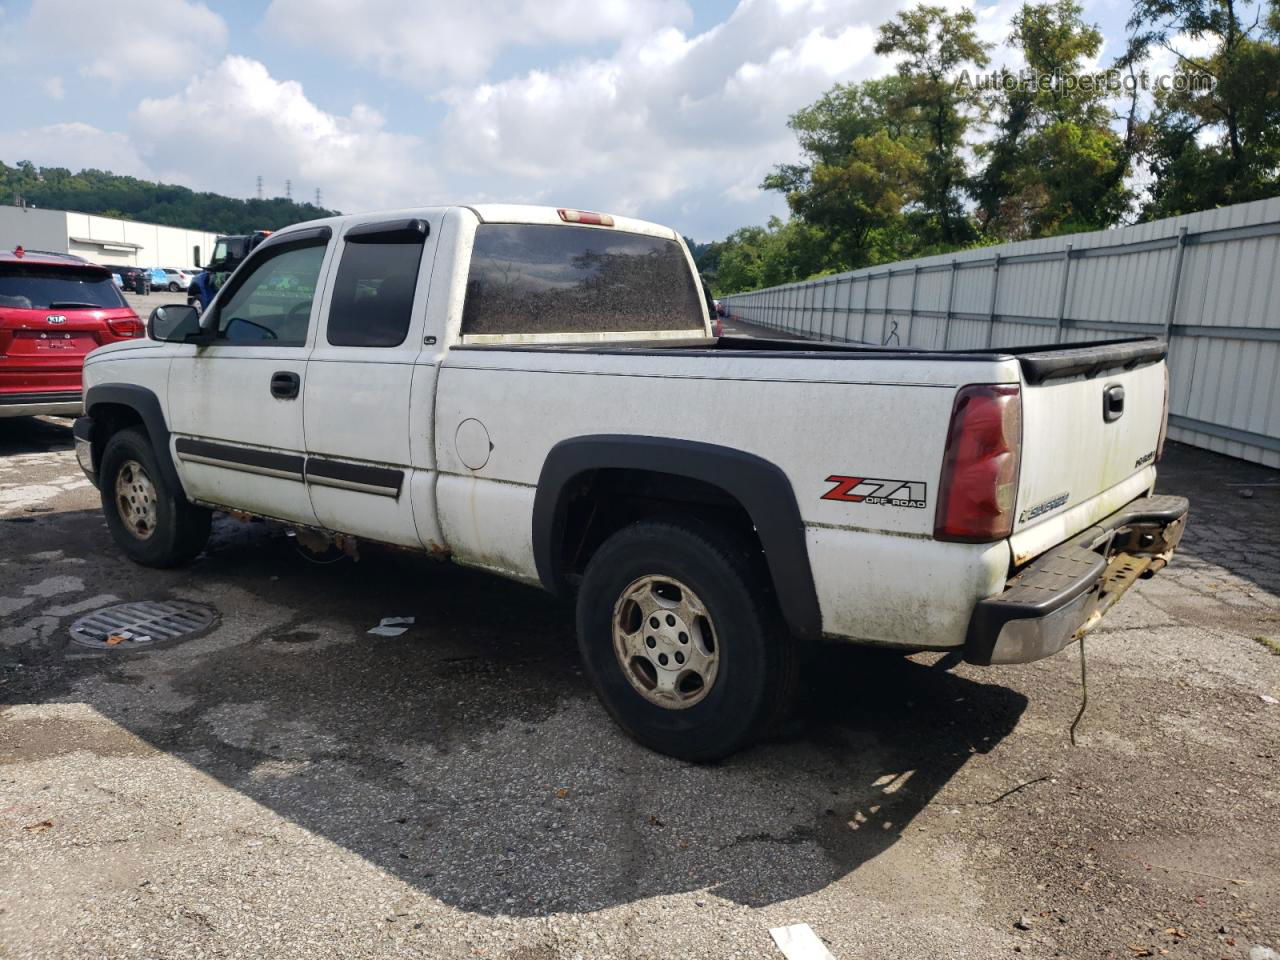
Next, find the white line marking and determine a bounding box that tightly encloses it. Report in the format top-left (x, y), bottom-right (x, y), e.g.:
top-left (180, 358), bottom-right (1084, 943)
top-left (769, 923), bottom-right (838, 960)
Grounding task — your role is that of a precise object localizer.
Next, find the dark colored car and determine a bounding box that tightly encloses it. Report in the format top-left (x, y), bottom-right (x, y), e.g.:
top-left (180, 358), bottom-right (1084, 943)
top-left (0, 247), bottom-right (144, 417)
top-left (111, 265), bottom-right (151, 293)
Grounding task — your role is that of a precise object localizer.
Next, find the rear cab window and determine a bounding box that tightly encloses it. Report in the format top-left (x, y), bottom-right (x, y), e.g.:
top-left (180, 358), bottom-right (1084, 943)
top-left (0, 264), bottom-right (128, 310)
top-left (327, 219), bottom-right (429, 348)
top-left (460, 223), bottom-right (704, 342)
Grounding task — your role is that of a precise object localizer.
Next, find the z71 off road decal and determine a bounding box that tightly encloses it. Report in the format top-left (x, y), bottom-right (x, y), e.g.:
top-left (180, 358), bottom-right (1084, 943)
top-left (822, 476), bottom-right (927, 509)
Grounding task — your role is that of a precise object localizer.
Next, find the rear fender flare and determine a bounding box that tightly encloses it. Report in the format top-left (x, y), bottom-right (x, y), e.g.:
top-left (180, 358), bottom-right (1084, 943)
top-left (533, 435), bottom-right (821, 640)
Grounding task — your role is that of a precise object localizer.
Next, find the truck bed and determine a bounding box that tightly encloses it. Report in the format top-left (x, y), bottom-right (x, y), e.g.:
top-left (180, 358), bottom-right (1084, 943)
top-left (456, 335), bottom-right (1168, 384)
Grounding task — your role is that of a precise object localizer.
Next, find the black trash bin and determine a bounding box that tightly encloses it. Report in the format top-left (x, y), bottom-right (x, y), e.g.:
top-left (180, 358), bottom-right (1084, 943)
top-left (134, 275), bottom-right (150, 295)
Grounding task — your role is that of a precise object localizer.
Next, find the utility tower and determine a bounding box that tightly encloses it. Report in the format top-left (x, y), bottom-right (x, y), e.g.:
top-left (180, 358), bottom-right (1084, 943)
top-left (285, 179), bottom-right (292, 200)
top-left (315, 188), bottom-right (322, 207)
top-left (256, 175), bottom-right (263, 199)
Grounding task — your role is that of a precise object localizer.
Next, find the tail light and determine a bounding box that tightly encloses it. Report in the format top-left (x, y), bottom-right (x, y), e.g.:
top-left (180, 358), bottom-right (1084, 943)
top-left (934, 384), bottom-right (1022, 542)
top-left (1156, 365), bottom-right (1170, 461)
top-left (107, 316), bottom-right (143, 338)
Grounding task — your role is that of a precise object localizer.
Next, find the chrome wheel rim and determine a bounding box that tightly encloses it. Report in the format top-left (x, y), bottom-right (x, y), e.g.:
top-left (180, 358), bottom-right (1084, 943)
top-left (612, 575), bottom-right (718, 709)
top-left (115, 459), bottom-right (158, 541)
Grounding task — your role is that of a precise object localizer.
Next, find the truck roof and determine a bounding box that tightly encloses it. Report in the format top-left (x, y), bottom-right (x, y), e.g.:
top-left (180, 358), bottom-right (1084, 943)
top-left (272, 204), bottom-right (679, 243)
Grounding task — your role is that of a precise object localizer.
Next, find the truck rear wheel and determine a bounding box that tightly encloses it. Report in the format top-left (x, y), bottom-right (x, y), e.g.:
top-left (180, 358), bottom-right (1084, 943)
top-left (100, 427), bottom-right (211, 568)
top-left (576, 520), bottom-right (796, 761)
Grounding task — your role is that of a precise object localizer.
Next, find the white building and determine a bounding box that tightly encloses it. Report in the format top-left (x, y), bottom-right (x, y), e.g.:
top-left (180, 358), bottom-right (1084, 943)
top-left (0, 205), bottom-right (218, 270)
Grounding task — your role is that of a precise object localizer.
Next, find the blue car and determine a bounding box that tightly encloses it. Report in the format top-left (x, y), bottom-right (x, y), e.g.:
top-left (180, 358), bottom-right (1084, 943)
top-left (145, 268), bottom-right (168, 289)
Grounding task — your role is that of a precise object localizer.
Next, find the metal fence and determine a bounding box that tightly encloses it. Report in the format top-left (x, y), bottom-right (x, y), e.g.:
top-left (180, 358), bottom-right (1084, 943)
top-left (721, 196), bottom-right (1280, 469)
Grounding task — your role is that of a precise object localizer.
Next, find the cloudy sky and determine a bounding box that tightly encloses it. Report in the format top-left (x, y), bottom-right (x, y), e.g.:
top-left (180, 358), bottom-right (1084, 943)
top-left (0, 0), bottom-right (1138, 241)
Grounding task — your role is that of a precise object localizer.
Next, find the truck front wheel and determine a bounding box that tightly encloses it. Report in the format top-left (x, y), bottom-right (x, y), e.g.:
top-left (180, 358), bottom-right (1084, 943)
top-left (99, 427), bottom-right (212, 568)
top-left (576, 520), bottom-right (797, 761)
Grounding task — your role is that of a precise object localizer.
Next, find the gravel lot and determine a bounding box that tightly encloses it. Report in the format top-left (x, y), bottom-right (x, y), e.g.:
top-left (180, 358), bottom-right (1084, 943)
top-left (1, 408), bottom-right (1277, 959)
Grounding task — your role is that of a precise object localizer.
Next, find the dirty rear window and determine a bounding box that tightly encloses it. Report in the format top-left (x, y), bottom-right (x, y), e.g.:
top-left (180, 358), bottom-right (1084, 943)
top-left (460, 223), bottom-right (703, 337)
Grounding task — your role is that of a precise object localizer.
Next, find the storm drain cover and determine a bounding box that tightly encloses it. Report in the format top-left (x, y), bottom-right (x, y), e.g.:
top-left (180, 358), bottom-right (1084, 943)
top-left (69, 600), bottom-right (218, 651)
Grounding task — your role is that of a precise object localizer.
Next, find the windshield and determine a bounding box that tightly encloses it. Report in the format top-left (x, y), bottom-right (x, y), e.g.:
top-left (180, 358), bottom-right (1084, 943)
top-left (0, 265), bottom-right (129, 310)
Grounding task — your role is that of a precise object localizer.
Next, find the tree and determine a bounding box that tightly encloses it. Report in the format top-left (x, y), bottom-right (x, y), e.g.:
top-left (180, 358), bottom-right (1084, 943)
top-left (711, 217), bottom-right (834, 295)
top-left (786, 131), bottom-right (925, 264)
top-left (874, 4), bottom-right (992, 246)
top-left (761, 76), bottom-right (931, 270)
top-left (0, 161), bottom-right (340, 233)
top-left (972, 0), bottom-right (1134, 237)
top-left (1127, 0), bottom-right (1280, 217)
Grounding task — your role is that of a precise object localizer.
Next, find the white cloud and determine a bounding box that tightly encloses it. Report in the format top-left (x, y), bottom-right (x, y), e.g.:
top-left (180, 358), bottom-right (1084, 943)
top-left (2, 0), bottom-right (1178, 240)
top-left (132, 56), bottom-right (441, 212)
top-left (0, 122), bottom-right (150, 176)
top-left (434, 0), bottom-right (892, 234)
top-left (43, 76), bottom-right (65, 101)
top-left (262, 0), bottom-right (692, 84)
top-left (24, 0), bottom-right (228, 86)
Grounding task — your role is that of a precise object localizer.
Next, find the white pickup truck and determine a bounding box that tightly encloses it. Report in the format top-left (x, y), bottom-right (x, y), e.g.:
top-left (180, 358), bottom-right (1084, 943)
top-left (75, 204), bottom-right (1188, 759)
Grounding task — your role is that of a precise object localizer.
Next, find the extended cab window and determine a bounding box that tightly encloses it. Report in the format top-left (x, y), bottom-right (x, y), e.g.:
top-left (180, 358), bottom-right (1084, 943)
top-left (327, 222), bottom-right (427, 347)
top-left (461, 224), bottom-right (703, 338)
top-left (215, 241), bottom-right (326, 345)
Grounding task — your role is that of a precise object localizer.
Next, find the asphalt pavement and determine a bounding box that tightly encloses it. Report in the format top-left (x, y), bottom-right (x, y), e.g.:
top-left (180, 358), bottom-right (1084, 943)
top-left (1, 395), bottom-right (1278, 956)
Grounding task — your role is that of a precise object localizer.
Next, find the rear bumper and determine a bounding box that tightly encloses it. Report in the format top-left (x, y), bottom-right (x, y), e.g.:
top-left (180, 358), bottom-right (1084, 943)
top-left (0, 391), bottom-right (82, 419)
top-left (965, 494), bottom-right (1189, 665)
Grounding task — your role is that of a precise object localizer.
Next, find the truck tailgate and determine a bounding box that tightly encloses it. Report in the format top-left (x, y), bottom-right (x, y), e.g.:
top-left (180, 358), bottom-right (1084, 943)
top-left (1009, 339), bottom-right (1167, 564)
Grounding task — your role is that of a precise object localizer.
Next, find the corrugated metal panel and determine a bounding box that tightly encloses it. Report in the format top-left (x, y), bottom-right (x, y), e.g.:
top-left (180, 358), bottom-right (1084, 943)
top-left (721, 196), bottom-right (1280, 467)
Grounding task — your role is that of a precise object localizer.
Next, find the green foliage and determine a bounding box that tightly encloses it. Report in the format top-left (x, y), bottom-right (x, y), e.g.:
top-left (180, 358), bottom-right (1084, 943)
top-left (972, 0), bottom-right (1133, 237)
top-left (710, 217), bottom-right (836, 296)
top-left (719, 0), bottom-right (1280, 295)
top-left (762, 77), bottom-right (932, 271)
top-left (752, 3), bottom-right (992, 282)
top-left (874, 5), bottom-right (992, 247)
top-left (0, 161), bottom-right (339, 234)
top-left (1127, 0), bottom-right (1280, 218)
top-left (793, 131), bottom-right (925, 260)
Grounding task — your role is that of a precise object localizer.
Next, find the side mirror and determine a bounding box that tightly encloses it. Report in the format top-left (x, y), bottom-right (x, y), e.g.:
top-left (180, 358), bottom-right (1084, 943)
top-left (147, 304), bottom-right (203, 343)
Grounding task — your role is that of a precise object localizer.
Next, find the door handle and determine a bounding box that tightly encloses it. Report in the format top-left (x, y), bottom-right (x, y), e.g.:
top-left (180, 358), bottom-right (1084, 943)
top-left (1103, 383), bottom-right (1125, 422)
top-left (270, 371), bottom-right (300, 399)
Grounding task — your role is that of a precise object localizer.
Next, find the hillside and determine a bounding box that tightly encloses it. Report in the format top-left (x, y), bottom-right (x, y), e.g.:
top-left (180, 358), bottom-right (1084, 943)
top-left (0, 160), bottom-right (339, 234)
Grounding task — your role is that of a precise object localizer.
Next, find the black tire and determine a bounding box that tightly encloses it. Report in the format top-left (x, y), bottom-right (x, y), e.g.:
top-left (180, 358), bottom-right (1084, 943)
top-left (99, 427), bottom-right (211, 568)
top-left (576, 520), bottom-right (798, 761)
top-left (168, 282), bottom-right (180, 292)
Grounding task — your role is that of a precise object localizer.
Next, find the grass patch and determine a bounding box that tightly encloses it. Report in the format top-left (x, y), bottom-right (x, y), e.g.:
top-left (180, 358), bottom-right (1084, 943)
top-left (1254, 636), bottom-right (1280, 656)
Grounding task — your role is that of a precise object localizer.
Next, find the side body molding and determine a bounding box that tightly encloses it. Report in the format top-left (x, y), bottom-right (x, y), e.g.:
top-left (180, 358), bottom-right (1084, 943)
top-left (532, 435), bottom-right (821, 640)
top-left (84, 383), bottom-right (186, 498)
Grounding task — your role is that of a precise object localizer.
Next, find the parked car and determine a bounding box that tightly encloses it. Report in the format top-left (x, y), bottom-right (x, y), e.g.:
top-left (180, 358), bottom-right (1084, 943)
top-left (111, 265), bottom-right (148, 292)
top-left (0, 246), bottom-right (143, 418)
top-left (74, 205), bottom-right (1187, 760)
top-left (156, 268), bottom-right (197, 292)
top-left (144, 268), bottom-right (169, 290)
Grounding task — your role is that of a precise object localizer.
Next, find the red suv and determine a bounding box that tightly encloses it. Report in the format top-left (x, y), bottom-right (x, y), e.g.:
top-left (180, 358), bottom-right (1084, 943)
top-left (0, 247), bottom-right (143, 418)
